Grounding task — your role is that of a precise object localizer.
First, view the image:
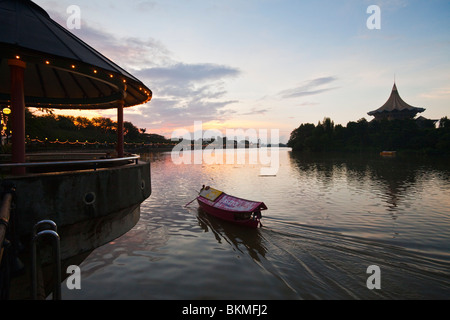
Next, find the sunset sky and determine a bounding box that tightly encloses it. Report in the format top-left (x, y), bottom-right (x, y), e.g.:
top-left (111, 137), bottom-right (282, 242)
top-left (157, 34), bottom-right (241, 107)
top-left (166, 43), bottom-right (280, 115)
top-left (33, 0), bottom-right (450, 143)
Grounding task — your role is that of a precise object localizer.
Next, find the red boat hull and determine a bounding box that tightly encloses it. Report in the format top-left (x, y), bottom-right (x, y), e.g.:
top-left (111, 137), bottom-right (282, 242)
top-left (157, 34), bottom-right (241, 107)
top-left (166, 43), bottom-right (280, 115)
top-left (196, 187), bottom-right (266, 228)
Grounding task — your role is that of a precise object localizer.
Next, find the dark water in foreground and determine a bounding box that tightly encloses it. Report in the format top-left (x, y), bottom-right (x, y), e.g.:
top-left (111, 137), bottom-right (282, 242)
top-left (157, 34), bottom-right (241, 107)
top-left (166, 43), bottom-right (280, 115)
top-left (63, 149), bottom-right (450, 299)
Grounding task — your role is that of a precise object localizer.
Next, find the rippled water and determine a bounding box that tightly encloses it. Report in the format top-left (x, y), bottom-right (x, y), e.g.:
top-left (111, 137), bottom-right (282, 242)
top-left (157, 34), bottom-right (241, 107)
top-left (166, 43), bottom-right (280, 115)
top-left (63, 149), bottom-right (450, 299)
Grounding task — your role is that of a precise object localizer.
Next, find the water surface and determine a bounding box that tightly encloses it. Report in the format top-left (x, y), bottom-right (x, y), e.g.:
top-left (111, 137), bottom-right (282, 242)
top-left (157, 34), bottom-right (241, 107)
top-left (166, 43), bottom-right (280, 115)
top-left (63, 149), bottom-right (450, 299)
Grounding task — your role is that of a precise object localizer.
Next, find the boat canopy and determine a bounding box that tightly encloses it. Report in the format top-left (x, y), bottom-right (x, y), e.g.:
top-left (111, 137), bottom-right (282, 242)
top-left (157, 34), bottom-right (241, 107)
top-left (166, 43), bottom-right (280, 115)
top-left (199, 187), bottom-right (267, 212)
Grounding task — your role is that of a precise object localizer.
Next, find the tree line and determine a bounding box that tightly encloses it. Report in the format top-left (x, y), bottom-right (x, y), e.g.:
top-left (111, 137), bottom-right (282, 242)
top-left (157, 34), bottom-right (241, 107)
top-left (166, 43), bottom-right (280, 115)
top-left (287, 117), bottom-right (450, 155)
top-left (22, 108), bottom-right (170, 144)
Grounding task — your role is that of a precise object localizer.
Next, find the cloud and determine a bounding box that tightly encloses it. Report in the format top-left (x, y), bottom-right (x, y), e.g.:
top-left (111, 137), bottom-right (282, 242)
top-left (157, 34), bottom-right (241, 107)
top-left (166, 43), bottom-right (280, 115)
top-left (133, 0), bottom-right (157, 12)
top-left (278, 76), bottom-right (339, 99)
top-left (73, 26), bottom-right (171, 69)
top-left (364, 0), bottom-right (409, 12)
top-left (44, 4), bottom-right (171, 68)
top-left (134, 63), bottom-right (240, 99)
top-left (123, 97), bottom-right (239, 135)
top-left (419, 87), bottom-right (450, 99)
top-left (240, 107), bottom-right (270, 116)
top-left (136, 63), bottom-right (240, 85)
top-left (43, 4), bottom-right (242, 134)
top-left (133, 62), bottom-right (241, 132)
top-left (297, 102), bottom-right (320, 107)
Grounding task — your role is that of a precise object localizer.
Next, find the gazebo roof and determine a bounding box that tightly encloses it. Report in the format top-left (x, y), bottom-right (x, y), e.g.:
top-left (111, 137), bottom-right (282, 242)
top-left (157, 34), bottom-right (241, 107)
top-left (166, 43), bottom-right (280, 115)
top-left (368, 83), bottom-right (425, 116)
top-left (0, 0), bottom-right (152, 109)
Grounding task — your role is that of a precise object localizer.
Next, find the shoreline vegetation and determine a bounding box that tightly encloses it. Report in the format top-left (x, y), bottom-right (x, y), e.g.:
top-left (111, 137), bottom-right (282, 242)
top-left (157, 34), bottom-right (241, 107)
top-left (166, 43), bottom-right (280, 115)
top-left (287, 117), bottom-right (450, 156)
top-left (0, 109), bottom-right (173, 154)
top-left (1, 109), bottom-right (287, 154)
top-left (2, 110), bottom-right (449, 156)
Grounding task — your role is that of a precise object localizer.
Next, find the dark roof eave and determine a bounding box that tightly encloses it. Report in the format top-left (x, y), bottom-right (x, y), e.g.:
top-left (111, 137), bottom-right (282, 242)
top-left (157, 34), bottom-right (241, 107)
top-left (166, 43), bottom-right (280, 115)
top-left (0, 0), bottom-right (152, 109)
top-left (0, 45), bottom-right (152, 109)
top-left (368, 108), bottom-right (426, 116)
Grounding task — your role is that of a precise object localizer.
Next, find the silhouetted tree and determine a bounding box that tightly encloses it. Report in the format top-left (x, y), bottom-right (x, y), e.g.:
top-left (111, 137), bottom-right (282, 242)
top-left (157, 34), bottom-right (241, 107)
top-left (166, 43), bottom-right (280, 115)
top-left (288, 116), bottom-right (450, 155)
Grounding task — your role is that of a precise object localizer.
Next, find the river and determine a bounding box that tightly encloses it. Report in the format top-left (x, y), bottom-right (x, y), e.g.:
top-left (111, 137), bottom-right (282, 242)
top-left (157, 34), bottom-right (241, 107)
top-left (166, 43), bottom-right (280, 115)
top-left (62, 148), bottom-right (450, 300)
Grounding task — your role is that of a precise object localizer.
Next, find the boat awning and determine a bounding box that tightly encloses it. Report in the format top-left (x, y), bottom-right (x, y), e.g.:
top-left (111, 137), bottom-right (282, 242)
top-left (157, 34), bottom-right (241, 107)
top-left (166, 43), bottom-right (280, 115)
top-left (213, 194), bottom-right (267, 212)
top-left (199, 187), bottom-right (267, 212)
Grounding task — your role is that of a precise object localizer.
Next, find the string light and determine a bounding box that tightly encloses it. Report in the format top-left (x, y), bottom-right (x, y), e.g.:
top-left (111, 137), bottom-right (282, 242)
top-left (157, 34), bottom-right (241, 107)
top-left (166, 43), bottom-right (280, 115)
top-left (6, 56), bottom-right (151, 106)
top-left (28, 138), bottom-right (175, 148)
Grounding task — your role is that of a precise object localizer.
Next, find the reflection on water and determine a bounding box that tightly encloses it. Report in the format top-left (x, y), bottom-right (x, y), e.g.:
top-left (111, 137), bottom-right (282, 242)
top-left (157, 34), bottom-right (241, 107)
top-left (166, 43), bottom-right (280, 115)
top-left (287, 152), bottom-right (450, 250)
top-left (196, 208), bottom-right (267, 262)
top-left (63, 149), bottom-right (450, 299)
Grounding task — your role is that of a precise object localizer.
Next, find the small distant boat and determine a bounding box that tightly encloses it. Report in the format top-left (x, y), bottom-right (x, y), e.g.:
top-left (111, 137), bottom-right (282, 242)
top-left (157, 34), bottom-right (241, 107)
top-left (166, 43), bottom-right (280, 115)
top-left (380, 151), bottom-right (397, 157)
top-left (196, 186), bottom-right (266, 228)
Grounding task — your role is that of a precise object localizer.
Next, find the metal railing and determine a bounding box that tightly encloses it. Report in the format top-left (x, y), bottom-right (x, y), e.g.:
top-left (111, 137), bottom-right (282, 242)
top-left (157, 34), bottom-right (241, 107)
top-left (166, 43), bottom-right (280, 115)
top-left (31, 220), bottom-right (61, 300)
top-left (0, 153), bottom-right (140, 172)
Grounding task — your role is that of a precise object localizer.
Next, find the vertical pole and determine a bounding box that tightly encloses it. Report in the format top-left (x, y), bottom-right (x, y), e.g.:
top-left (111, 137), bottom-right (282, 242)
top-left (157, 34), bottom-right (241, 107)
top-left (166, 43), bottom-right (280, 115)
top-left (117, 100), bottom-right (124, 158)
top-left (8, 59), bottom-right (27, 175)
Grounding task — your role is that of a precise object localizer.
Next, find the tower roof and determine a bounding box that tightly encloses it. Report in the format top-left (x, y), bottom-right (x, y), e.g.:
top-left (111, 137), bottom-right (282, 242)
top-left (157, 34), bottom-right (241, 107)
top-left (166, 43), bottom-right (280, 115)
top-left (368, 83), bottom-right (425, 117)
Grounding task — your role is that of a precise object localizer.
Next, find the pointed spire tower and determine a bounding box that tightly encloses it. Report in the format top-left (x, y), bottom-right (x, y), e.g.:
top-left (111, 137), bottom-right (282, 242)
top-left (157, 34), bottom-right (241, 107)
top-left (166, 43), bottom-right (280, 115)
top-left (368, 83), bottom-right (425, 121)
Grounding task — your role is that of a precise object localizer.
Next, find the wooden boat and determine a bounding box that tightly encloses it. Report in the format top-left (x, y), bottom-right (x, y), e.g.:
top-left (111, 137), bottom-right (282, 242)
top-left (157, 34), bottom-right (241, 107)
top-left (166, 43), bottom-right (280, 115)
top-left (196, 186), bottom-right (266, 228)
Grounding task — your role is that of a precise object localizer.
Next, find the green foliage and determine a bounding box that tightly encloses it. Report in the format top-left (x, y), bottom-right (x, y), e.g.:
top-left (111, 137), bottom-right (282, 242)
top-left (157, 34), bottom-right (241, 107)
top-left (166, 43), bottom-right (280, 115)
top-left (288, 117), bottom-right (450, 155)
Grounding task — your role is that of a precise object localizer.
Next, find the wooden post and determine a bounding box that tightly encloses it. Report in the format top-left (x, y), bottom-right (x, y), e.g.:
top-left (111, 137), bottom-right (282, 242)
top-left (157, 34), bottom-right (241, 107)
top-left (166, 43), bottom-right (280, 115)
top-left (8, 59), bottom-right (27, 175)
top-left (117, 100), bottom-right (124, 158)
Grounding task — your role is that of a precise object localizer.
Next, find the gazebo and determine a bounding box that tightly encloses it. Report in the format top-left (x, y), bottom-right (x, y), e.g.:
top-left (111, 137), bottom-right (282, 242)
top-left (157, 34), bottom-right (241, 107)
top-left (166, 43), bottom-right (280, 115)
top-left (0, 0), bottom-right (153, 299)
top-left (368, 83), bottom-right (425, 121)
top-left (0, 0), bottom-right (152, 174)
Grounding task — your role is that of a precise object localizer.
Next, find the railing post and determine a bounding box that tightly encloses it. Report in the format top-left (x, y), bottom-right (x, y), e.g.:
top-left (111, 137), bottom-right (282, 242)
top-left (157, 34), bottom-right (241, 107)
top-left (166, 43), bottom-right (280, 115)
top-left (31, 220), bottom-right (61, 300)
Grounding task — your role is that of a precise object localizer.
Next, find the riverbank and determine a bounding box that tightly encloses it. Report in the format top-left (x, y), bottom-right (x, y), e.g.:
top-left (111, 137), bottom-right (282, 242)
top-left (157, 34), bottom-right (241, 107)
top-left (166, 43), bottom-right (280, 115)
top-left (288, 117), bottom-right (450, 156)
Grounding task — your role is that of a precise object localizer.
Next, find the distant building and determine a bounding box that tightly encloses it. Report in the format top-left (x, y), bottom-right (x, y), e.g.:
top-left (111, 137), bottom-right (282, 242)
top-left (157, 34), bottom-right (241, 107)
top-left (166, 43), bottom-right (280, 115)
top-left (415, 116), bottom-right (438, 128)
top-left (368, 83), bottom-right (426, 121)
